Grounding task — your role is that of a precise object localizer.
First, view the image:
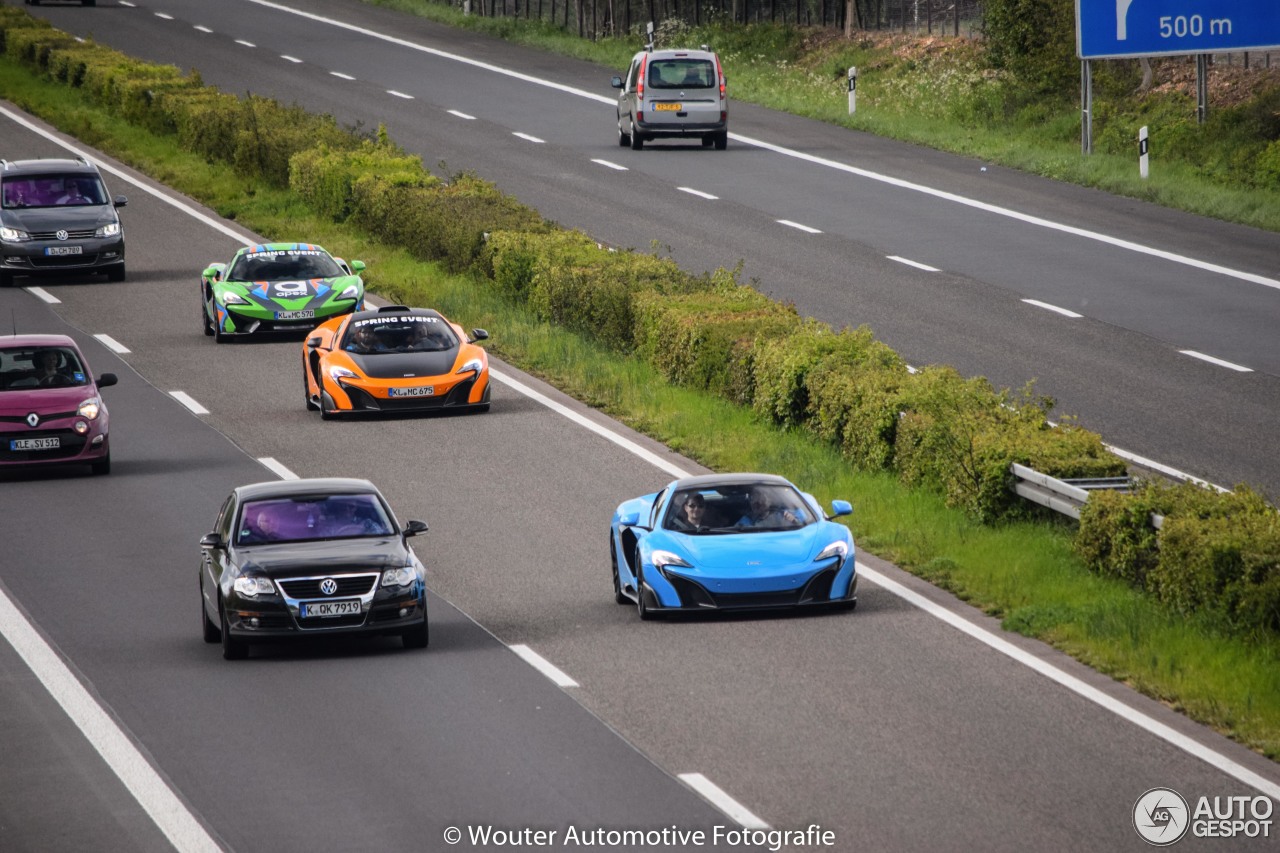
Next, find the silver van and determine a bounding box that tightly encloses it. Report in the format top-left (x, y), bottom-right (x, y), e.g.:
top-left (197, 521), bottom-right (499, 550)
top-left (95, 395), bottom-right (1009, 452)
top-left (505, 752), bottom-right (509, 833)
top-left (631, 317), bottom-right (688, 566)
top-left (611, 47), bottom-right (728, 150)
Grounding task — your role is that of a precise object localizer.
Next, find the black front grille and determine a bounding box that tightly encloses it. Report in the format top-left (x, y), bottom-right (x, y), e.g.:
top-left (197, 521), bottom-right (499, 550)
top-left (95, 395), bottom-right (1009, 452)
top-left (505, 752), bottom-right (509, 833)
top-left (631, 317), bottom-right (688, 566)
top-left (29, 253), bottom-right (102, 269)
top-left (665, 565), bottom-right (842, 610)
top-left (342, 376), bottom-right (477, 412)
top-left (30, 229), bottom-right (97, 240)
top-left (297, 614), bottom-right (367, 630)
top-left (277, 573), bottom-right (378, 598)
top-left (0, 428), bottom-right (88, 461)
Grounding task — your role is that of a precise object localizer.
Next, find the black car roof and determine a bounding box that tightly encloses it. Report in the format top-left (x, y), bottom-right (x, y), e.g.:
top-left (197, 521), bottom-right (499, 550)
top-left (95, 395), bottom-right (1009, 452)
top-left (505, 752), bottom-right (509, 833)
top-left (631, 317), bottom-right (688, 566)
top-left (234, 477), bottom-right (382, 502)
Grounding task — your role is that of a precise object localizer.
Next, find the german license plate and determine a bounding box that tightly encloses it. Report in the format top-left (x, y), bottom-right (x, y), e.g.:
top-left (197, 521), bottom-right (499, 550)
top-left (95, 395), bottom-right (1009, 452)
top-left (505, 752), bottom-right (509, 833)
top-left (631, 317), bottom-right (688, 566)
top-left (654, 102), bottom-right (682, 111)
top-left (390, 386), bottom-right (435, 398)
top-left (45, 246), bottom-right (82, 256)
top-left (300, 599), bottom-right (360, 618)
top-left (275, 309), bottom-right (315, 320)
top-left (10, 437), bottom-right (60, 450)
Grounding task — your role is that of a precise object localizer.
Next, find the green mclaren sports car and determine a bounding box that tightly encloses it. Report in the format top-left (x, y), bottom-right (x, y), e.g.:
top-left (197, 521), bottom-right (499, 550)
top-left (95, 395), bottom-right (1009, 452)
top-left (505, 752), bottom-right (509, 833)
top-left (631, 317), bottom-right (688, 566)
top-left (200, 243), bottom-right (366, 342)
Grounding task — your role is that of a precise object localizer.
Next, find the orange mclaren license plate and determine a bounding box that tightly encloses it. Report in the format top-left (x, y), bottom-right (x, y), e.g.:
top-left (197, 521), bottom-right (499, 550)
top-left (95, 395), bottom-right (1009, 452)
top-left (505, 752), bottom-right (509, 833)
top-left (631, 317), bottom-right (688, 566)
top-left (654, 103), bottom-right (682, 111)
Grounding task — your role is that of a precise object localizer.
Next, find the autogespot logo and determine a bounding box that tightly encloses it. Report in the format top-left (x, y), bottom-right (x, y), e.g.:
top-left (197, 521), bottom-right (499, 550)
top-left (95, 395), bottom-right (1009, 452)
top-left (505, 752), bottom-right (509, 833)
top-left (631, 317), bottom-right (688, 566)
top-left (1134, 787), bottom-right (1190, 846)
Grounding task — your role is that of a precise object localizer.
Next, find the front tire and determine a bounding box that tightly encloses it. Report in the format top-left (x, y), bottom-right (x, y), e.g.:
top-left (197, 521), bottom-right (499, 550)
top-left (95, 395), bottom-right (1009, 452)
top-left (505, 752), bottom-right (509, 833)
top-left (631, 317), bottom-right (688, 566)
top-left (611, 536), bottom-right (629, 605)
top-left (201, 580), bottom-right (220, 643)
top-left (636, 564), bottom-right (658, 621)
top-left (105, 263), bottom-right (125, 282)
top-left (202, 287), bottom-right (214, 336)
top-left (401, 616), bottom-right (429, 649)
top-left (89, 452), bottom-right (110, 476)
top-left (303, 365), bottom-right (319, 411)
top-left (220, 601), bottom-right (249, 660)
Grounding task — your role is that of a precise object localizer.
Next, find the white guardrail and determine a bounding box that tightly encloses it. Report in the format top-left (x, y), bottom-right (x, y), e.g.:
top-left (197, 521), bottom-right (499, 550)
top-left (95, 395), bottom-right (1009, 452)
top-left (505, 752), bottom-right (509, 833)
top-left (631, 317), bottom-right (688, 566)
top-left (1011, 463), bottom-right (1163, 528)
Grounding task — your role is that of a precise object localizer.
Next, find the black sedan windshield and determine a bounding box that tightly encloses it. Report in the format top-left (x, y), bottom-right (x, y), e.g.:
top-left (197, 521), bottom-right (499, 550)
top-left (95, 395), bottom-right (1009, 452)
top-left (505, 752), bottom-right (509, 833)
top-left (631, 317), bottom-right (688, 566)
top-left (236, 494), bottom-right (393, 545)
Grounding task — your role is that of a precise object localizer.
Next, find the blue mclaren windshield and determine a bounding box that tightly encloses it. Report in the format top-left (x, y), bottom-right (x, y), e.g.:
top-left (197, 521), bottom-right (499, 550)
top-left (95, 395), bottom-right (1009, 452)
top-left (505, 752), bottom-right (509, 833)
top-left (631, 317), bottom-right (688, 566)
top-left (663, 483), bottom-right (813, 534)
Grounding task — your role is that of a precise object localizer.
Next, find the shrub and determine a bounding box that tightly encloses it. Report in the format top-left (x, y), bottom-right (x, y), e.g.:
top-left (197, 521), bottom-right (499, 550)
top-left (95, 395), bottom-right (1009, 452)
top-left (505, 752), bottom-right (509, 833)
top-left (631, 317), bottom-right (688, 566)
top-left (290, 135), bottom-right (435, 223)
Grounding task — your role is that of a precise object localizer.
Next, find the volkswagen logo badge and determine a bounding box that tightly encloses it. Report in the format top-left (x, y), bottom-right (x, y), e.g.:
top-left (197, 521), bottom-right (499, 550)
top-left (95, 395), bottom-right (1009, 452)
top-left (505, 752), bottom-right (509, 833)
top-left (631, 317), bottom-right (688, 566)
top-left (319, 578), bottom-right (338, 596)
top-left (26, 412), bottom-right (40, 428)
top-left (56, 229), bottom-right (69, 241)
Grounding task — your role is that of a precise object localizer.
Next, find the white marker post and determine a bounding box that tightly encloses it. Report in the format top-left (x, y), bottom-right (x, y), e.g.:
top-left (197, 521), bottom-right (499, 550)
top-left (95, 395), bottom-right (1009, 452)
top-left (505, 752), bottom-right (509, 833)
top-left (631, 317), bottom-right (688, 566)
top-left (1139, 125), bottom-right (1149, 179)
top-left (848, 66), bottom-right (857, 114)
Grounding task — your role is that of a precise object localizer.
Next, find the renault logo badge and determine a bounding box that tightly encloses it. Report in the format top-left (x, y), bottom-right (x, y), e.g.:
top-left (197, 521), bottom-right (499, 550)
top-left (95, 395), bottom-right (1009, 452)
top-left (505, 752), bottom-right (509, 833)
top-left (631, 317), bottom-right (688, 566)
top-left (320, 578), bottom-right (338, 595)
top-left (26, 412), bottom-right (40, 427)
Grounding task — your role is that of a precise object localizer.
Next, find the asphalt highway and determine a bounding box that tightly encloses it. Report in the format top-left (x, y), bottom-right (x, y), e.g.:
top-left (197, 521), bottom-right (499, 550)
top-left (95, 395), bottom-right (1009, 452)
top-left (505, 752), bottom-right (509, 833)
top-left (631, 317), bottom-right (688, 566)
top-left (19, 0), bottom-right (1280, 501)
top-left (0, 90), bottom-right (1278, 851)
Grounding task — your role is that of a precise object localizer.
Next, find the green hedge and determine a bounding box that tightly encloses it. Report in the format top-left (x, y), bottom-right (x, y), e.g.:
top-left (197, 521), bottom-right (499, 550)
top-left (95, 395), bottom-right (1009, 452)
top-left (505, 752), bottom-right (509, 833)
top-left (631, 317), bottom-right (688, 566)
top-left (3, 6), bottom-right (1275, 633)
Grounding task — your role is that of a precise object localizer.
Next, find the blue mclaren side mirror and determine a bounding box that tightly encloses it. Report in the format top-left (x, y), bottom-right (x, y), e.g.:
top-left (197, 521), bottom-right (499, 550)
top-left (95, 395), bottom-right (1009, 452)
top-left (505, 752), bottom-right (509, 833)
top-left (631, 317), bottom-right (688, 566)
top-left (619, 511), bottom-right (640, 527)
top-left (830, 500), bottom-right (852, 518)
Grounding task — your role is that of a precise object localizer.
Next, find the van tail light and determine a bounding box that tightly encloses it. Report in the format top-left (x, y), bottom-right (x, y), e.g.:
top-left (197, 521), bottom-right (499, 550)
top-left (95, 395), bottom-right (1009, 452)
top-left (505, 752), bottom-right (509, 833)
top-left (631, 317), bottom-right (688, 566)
top-left (716, 56), bottom-right (726, 100)
top-left (637, 55), bottom-right (647, 100)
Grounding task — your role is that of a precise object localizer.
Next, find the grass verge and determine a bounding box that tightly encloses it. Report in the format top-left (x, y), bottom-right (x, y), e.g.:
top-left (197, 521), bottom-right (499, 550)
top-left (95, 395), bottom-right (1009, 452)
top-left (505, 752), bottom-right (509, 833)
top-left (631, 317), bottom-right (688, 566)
top-left (1, 53), bottom-right (1277, 759)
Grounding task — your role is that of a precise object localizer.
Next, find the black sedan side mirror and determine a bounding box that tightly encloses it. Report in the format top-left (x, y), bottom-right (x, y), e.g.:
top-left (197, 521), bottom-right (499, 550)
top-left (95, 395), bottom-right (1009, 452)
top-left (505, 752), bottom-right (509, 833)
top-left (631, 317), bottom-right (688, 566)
top-left (113, 195), bottom-right (128, 208)
top-left (403, 519), bottom-right (428, 538)
top-left (200, 532), bottom-right (225, 549)
top-left (96, 373), bottom-right (118, 388)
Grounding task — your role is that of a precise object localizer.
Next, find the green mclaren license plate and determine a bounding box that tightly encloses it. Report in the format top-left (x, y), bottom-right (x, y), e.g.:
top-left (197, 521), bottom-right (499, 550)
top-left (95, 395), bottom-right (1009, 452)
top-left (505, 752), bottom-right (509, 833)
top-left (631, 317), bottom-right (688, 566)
top-left (275, 309), bottom-right (315, 320)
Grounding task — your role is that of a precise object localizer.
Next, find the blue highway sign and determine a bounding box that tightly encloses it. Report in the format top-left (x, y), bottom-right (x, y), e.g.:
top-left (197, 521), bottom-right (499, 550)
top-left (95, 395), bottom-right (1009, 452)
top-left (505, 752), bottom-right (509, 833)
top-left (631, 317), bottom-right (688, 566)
top-left (1077, 0), bottom-right (1280, 59)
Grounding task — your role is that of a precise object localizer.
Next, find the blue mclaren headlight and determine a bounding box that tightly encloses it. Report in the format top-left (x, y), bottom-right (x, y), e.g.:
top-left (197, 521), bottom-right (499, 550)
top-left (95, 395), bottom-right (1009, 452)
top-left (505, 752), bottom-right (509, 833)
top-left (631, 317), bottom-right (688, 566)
top-left (815, 541), bottom-right (848, 562)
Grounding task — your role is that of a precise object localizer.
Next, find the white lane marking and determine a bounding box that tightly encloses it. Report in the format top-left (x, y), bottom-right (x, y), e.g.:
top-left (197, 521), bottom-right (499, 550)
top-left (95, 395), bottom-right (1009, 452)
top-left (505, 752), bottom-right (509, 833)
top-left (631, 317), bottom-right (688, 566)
top-left (855, 561), bottom-right (1280, 801)
top-left (25, 286), bottom-right (59, 304)
top-left (448, 109), bottom-right (476, 120)
top-left (0, 591), bottom-right (222, 853)
top-left (678, 774), bottom-right (770, 829)
top-left (1179, 350), bottom-right (1253, 372)
top-left (513, 132), bottom-right (545, 144)
top-left (120, 1), bottom-right (137, 6)
top-left (154, 13), bottom-right (173, 20)
top-left (509, 644), bottom-right (578, 688)
top-left (1022, 298), bottom-right (1083, 318)
top-left (387, 90), bottom-right (414, 100)
top-left (1103, 444), bottom-right (1228, 492)
top-left (677, 187), bottom-right (718, 200)
top-left (281, 55), bottom-right (303, 64)
top-left (330, 72), bottom-right (355, 81)
top-left (169, 391), bottom-right (209, 415)
top-left (778, 219), bottom-right (821, 234)
top-left (93, 333), bottom-right (130, 354)
top-left (244, 0), bottom-right (1280, 293)
top-left (591, 159), bottom-right (627, 171)
top-left (257, 457), bottom-right (298, 480)
top-left (0, 105), bottom-right (256, 248)
top-left (194, 26), bottom-right (212, 34)
top-left (235, 39), bottom-right (256, 48)
top-left (888, 255), bottom-right (939, 272)
top-left (489, 368), bottom-right (688, 479)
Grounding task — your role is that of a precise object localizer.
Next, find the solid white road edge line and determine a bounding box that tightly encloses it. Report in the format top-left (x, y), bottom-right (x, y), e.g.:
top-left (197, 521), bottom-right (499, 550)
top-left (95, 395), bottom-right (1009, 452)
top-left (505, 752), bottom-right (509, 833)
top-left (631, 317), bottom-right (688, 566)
top-left (591, 159), bottom-right (628, 171)
top-left (888, 255), bottom-right (939, 272)
top-left (257, 457), bottom-right (299, 480)
top-left (509, 644), bottom-right (579, 688)
top-left (0, 590), bottom-right (222, 853)
top-left (677, 187), bottom-right (718, 200)
top-left (677, 773), bottom-right (770, 829)
top-left (1022, 298), bottom-right (1083, 318)
top-left (513, 132), bottom-right (545, 143)
top-left (169, 391), bottom-right (209, 415)
top-left (855, 560), bottom-right (1280, 801)
top-left (777, 219), bottom-right (821, 234)
top-left (245, 0), bottom-right (1280, 293)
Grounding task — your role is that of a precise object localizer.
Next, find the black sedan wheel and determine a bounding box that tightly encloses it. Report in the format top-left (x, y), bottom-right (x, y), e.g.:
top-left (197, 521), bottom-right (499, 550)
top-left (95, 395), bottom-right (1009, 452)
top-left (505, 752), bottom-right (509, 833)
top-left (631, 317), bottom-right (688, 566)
top-left (401, 616), bottom-right (429, 650)
top-left (201, 580), bottom-right (220, 643)
top-left (220, 600), bottom-right (248, 660)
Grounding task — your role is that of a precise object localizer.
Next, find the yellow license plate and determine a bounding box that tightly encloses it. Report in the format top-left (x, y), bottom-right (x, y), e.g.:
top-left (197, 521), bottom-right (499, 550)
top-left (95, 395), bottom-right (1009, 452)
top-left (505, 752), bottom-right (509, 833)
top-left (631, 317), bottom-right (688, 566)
top-left (653, 103), bottom-right (682, 111)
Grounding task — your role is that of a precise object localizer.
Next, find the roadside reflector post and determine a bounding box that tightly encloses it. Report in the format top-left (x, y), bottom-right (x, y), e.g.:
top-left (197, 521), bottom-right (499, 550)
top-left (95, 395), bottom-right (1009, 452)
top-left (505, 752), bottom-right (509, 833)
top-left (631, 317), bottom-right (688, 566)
top-left (1139, 125), bottom-right (1149, 179)
top-left (847, 66), bottom-right (857, 115)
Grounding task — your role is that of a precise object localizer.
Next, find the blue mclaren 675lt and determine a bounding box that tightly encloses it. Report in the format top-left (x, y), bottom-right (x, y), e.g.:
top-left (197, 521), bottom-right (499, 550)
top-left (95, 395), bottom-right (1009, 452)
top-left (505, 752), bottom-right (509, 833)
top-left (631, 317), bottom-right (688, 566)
top-left (609, 473), bottom-right (855, 620)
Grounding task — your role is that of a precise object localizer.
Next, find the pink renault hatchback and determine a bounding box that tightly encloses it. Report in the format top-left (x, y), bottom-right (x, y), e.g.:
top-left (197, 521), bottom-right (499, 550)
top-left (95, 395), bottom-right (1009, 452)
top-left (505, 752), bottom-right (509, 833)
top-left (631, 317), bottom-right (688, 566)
top-left (0, 334), bottom-right (117, 475)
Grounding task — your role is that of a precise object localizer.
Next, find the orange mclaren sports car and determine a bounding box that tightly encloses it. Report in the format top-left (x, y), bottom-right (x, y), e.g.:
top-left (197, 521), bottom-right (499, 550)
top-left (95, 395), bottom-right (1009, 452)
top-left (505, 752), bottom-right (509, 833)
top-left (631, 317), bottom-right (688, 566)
top-left (303, 306), bottom-right (490, 419)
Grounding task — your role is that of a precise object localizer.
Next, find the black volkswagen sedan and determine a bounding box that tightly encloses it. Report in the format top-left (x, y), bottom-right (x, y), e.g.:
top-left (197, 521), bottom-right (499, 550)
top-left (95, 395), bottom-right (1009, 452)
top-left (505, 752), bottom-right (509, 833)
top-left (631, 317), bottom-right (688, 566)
top-left (199, 477), bottom-right (429, 660)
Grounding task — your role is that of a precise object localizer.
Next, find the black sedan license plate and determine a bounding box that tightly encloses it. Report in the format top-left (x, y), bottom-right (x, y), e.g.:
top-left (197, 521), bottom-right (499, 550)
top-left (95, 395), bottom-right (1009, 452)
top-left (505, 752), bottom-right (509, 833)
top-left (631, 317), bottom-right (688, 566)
top-left (300, 599), bottom-right (360, 618)
top-left (45, 246), bottom-right (82, 256)
top-left (390, 386), bottom-right (435, 398)
top-left (10, 437), bottom-right (60, 450)
top-left (275, 309), bottom-right (315, 321)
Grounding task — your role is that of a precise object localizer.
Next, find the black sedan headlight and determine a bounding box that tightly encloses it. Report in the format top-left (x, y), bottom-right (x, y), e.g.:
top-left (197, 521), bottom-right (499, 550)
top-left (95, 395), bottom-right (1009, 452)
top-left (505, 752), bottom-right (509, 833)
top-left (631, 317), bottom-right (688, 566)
top-left (381, 566), bottom-right (417, 588)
